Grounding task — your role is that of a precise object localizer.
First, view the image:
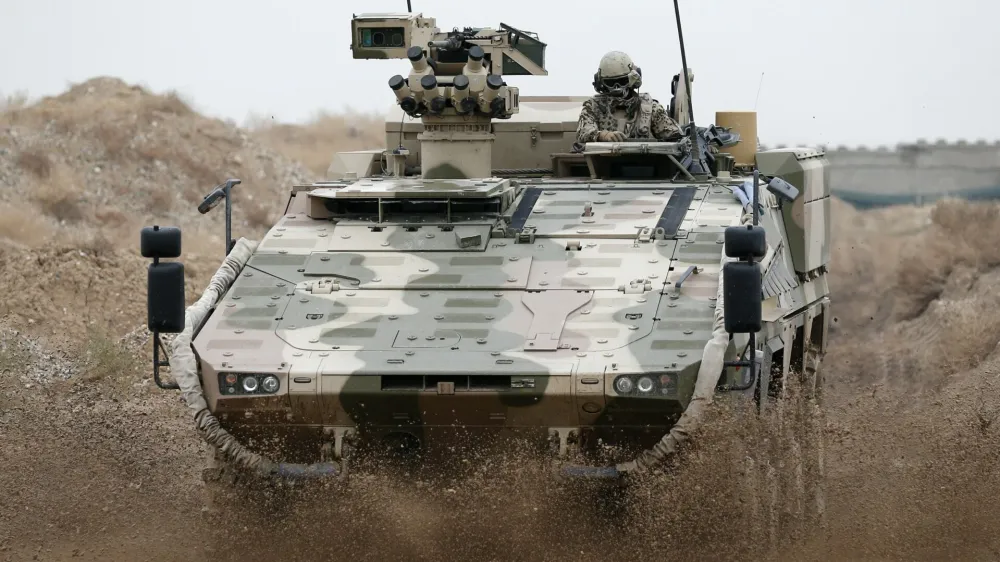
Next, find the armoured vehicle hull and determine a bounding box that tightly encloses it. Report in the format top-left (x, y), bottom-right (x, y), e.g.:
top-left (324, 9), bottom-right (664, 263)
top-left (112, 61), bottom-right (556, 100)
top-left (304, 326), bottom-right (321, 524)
top-left (145, 7), bottom-right (830, 483)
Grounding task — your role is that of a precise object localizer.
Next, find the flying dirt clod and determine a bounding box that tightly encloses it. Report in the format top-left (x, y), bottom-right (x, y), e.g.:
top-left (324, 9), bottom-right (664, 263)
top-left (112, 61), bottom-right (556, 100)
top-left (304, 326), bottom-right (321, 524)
top-left (142, 7), bottom-right (832, 513)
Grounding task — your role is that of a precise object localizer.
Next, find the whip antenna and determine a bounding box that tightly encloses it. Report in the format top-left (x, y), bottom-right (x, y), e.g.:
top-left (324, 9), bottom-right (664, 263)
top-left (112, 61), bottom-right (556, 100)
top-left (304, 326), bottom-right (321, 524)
top-left (672, 0), bottom-right (708, 175)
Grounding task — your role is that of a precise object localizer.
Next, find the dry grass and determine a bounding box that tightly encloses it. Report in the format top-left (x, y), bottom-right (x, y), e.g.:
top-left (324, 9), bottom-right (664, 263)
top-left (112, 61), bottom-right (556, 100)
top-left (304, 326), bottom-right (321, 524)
top-left (249, 109), bottom-right (385, 176)
top-left (82, 327), bottom-right (141, 383)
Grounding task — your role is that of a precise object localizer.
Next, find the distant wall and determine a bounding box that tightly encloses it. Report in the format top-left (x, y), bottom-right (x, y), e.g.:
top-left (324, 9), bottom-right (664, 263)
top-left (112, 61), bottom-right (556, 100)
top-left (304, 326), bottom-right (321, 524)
top-left (768, 140), bottom-right (1000, 209)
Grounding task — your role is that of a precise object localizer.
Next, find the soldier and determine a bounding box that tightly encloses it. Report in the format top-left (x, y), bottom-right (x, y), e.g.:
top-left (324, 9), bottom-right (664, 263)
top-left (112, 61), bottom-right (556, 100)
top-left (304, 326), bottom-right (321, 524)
top-left (576, 51), bottom-right (683, 144)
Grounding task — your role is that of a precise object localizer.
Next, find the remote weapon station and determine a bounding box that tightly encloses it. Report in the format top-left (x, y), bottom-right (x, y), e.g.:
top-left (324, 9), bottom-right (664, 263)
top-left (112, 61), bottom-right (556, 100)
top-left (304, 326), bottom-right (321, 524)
top-left (142, 2), bottom-right (831, 492)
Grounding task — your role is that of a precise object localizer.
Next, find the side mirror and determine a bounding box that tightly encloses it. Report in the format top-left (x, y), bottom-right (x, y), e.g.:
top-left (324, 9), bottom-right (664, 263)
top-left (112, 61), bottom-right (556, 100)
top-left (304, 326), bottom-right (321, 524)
top-left (142, 226), bottom-right (185, 334)
top-left (724, 225), bottom-right (766, 259)
top-left (722, 261), bottom-right (762, 334)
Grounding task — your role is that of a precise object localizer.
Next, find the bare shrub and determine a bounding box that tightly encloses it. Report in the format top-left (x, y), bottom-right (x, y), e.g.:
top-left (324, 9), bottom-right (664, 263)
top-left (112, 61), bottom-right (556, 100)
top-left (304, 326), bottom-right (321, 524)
top-left (15, 149), bottom-right (52, 179)
top-left (82, 327), bottom-right (140, 383)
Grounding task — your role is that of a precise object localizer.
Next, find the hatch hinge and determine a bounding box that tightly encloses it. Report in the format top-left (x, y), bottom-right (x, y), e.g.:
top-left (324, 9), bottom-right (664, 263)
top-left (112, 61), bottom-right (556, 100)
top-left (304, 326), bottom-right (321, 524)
top-left (307, 278), bottom-right (341, 294)
top-left (618, 278), bottom-right (653, 294)
top-left (633, 226), bottom-right (653, 247)
top-left (516, 225), bottom-right (537, 244)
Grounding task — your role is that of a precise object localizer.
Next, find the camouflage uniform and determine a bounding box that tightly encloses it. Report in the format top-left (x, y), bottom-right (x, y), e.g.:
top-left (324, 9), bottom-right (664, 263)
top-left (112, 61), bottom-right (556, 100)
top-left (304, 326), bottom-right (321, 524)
top-left (576, 93), bottom-right (683, 143)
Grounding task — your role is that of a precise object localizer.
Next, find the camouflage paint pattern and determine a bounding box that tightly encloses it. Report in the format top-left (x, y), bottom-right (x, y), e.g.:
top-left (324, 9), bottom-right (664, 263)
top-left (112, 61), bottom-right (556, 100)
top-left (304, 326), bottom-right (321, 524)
top-left (576, 93), bottom-right (683, 144)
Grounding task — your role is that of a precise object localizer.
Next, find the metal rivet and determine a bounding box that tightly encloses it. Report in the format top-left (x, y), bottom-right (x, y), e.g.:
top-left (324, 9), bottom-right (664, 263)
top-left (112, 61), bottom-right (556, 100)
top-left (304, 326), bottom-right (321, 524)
top-left (598, 191), bottom-right (610, 195)
top-left (577, 230), bottom-right (590, 234)
top-left (533, 209), bottom-right (545, 214)
top-left (582, 219), bottom-right (595, 224)
top-left (603, 352), bottom-right (613, 357)
top-left (389, 315), bottom-right (398, 320)
top-left (597, 338), bottom-right (608, 344)
top-left (319, 233), bottom-right (327, 238)
top-left (509, 257), bottom-right (519, 262)
top-left (321, 256), bottom-right (330, 262)
top-left (491, 352), bottom-right (501, 356)
top-left (577, 271), bottom-right (588, 276)
top-left (684, 329), bottom-right (694, 335)
top-left (381, 242), bottom-right (390, 247)
top-left (223, 352), bottom-right (233, 357)
top-left (277, 283), bottom-right (286, 287)
top-left (346, 291), bottom-right (356, 296)
top-left (494, 292), bottom-right (503, 297)
top-left (577, 352), bottom-right (587, 357)
top-left (372, 277), bottom-right (381, 282)
top-left (288, 325), bottom-right (297, 329)
top-left (628, 325), bottom-right (639, 331)
top-left (508, 278), bottom-right (518, 283)
top-left (643, 209), bottom-right (655, 214)
top-left (225, 303), bottom-right (235, 308)
top-left (319, 353), bottom-right (329, 357)
top-left (648, 274), bottom-right (658, 279)
top-left (310, 338), bottom-right (319, 343)
top-left (341, 235), bottom-right (351, 239)
top-left (434, 315), bottom-right (444, 320)
top-left (678, 352), bottom-right (688, 357)
top-left (649, 259), bottom-right (658, 264)
top-left (637, 298), bottom-right (647, 303)
top-left (405, 351), bottom-right (415, 356)
top-left (485, 315), bottom-right (495, 320)
top-left (653, 191), bottom-right (665, 195)
top-left (426, 336), bottom-right (436, 340)
top-left (544, 191), bottom-right (555, 195)
top-left (426, 233), bottom-right (435, 238)
top-left (408, 336), bottom-right (417, 341)
top-left (292, 352), bottom-right (303, 357)
top-left (476, 338), bottom-right (487, 344)
top-left (273, 234), bottom-right (283, 238)
top-left (234, 330), bottom-right (244, 334)
top-left (539, 281), bottom-right (549, 286)
top-left (581, 310), bottom-right (591, 315)
top-left (279, 250), bottom-right (288, 255)
top-left (419, 268), bottom-right (429, 272)
top-left (668, 303), bottom-right (677, 308)
top-left (243, 272), bottom-right (253, 277)
top-left (420, 292), bottom-right (430, 297)
top-left (267, 303), bottom-right (276, 308)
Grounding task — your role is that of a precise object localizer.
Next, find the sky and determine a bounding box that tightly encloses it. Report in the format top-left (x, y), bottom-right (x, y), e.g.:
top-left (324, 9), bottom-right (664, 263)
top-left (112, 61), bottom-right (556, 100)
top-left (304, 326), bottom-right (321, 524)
top-left (2, 0), bottom-right (998, 147)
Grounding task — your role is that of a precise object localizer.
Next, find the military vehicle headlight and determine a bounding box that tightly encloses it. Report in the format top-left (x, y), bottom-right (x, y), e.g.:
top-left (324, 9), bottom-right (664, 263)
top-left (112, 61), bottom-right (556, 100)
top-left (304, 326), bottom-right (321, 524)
top-left (242, 376), bottom-right (259, 393)
top-left (261, 375), bottom-right (280, 394)
top-left (614, 376), bottom-right (634, 394)
top-left (637, 376), bottom-right (655, 393)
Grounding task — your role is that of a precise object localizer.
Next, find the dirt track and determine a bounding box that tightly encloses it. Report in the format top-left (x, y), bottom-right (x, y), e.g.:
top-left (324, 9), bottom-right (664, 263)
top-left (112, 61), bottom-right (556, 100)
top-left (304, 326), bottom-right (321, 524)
top-left (3, 80), bottom-right (1000, 561)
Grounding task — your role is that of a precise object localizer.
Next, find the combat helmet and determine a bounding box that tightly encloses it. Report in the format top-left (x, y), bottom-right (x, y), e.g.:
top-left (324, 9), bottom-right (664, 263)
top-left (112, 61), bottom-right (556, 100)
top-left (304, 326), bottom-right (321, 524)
top-left (592, 51), bottom-right (642, 98)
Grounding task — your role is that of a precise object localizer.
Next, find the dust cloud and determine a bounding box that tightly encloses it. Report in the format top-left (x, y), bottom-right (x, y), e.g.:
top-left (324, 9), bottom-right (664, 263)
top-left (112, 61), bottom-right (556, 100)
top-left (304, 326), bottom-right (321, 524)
top-left (3, 79), bottom-right (1000, 561)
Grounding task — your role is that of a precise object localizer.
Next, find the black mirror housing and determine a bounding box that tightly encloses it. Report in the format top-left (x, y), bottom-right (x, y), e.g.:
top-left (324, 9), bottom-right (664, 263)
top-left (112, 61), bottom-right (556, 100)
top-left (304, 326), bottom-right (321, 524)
top-left (723, 261), bottom-right (762, 334)
top-left (724, 225), bottom-right (766, 259)
top-left (147, 262), bottom-right (186, 333)
top-left (140, 226), bottom-right (182, 259)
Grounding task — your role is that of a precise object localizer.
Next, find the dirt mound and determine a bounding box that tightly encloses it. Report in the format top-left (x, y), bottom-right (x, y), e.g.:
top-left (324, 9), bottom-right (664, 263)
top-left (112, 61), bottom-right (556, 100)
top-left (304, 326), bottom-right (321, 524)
top-left (0, 77), bottom-right (316, 254)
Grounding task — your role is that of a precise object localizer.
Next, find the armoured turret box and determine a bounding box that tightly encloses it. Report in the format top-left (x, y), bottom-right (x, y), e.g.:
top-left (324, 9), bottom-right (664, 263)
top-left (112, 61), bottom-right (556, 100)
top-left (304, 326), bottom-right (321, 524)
top-left (386, 97), bottom-right (586, 173)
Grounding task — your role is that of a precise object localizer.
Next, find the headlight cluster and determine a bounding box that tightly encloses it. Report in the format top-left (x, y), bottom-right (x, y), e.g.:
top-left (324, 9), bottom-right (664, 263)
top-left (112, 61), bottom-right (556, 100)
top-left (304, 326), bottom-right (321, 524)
top-left (613, 373), bottom-right (677, 396)
top-left (220, 372), bottom-right (281, 395)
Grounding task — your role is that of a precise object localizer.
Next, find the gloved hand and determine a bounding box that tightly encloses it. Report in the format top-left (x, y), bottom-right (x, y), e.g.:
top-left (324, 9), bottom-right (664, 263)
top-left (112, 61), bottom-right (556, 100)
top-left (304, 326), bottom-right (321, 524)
top-left (596, 130), bottom-right (627, 142)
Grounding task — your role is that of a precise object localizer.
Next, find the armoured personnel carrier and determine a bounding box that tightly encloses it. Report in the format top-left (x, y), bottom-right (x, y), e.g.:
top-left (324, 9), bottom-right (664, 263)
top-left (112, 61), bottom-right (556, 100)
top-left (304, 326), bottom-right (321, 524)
top-left (142, 6), bottom-right (831, 490)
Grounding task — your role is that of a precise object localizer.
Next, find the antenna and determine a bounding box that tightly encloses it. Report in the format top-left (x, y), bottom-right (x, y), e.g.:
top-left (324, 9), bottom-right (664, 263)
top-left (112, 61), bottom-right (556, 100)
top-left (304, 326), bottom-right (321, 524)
top-left (406, 0), bottom-right (412, 11)
top-left (672, 0), bottom-right (708, 175)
